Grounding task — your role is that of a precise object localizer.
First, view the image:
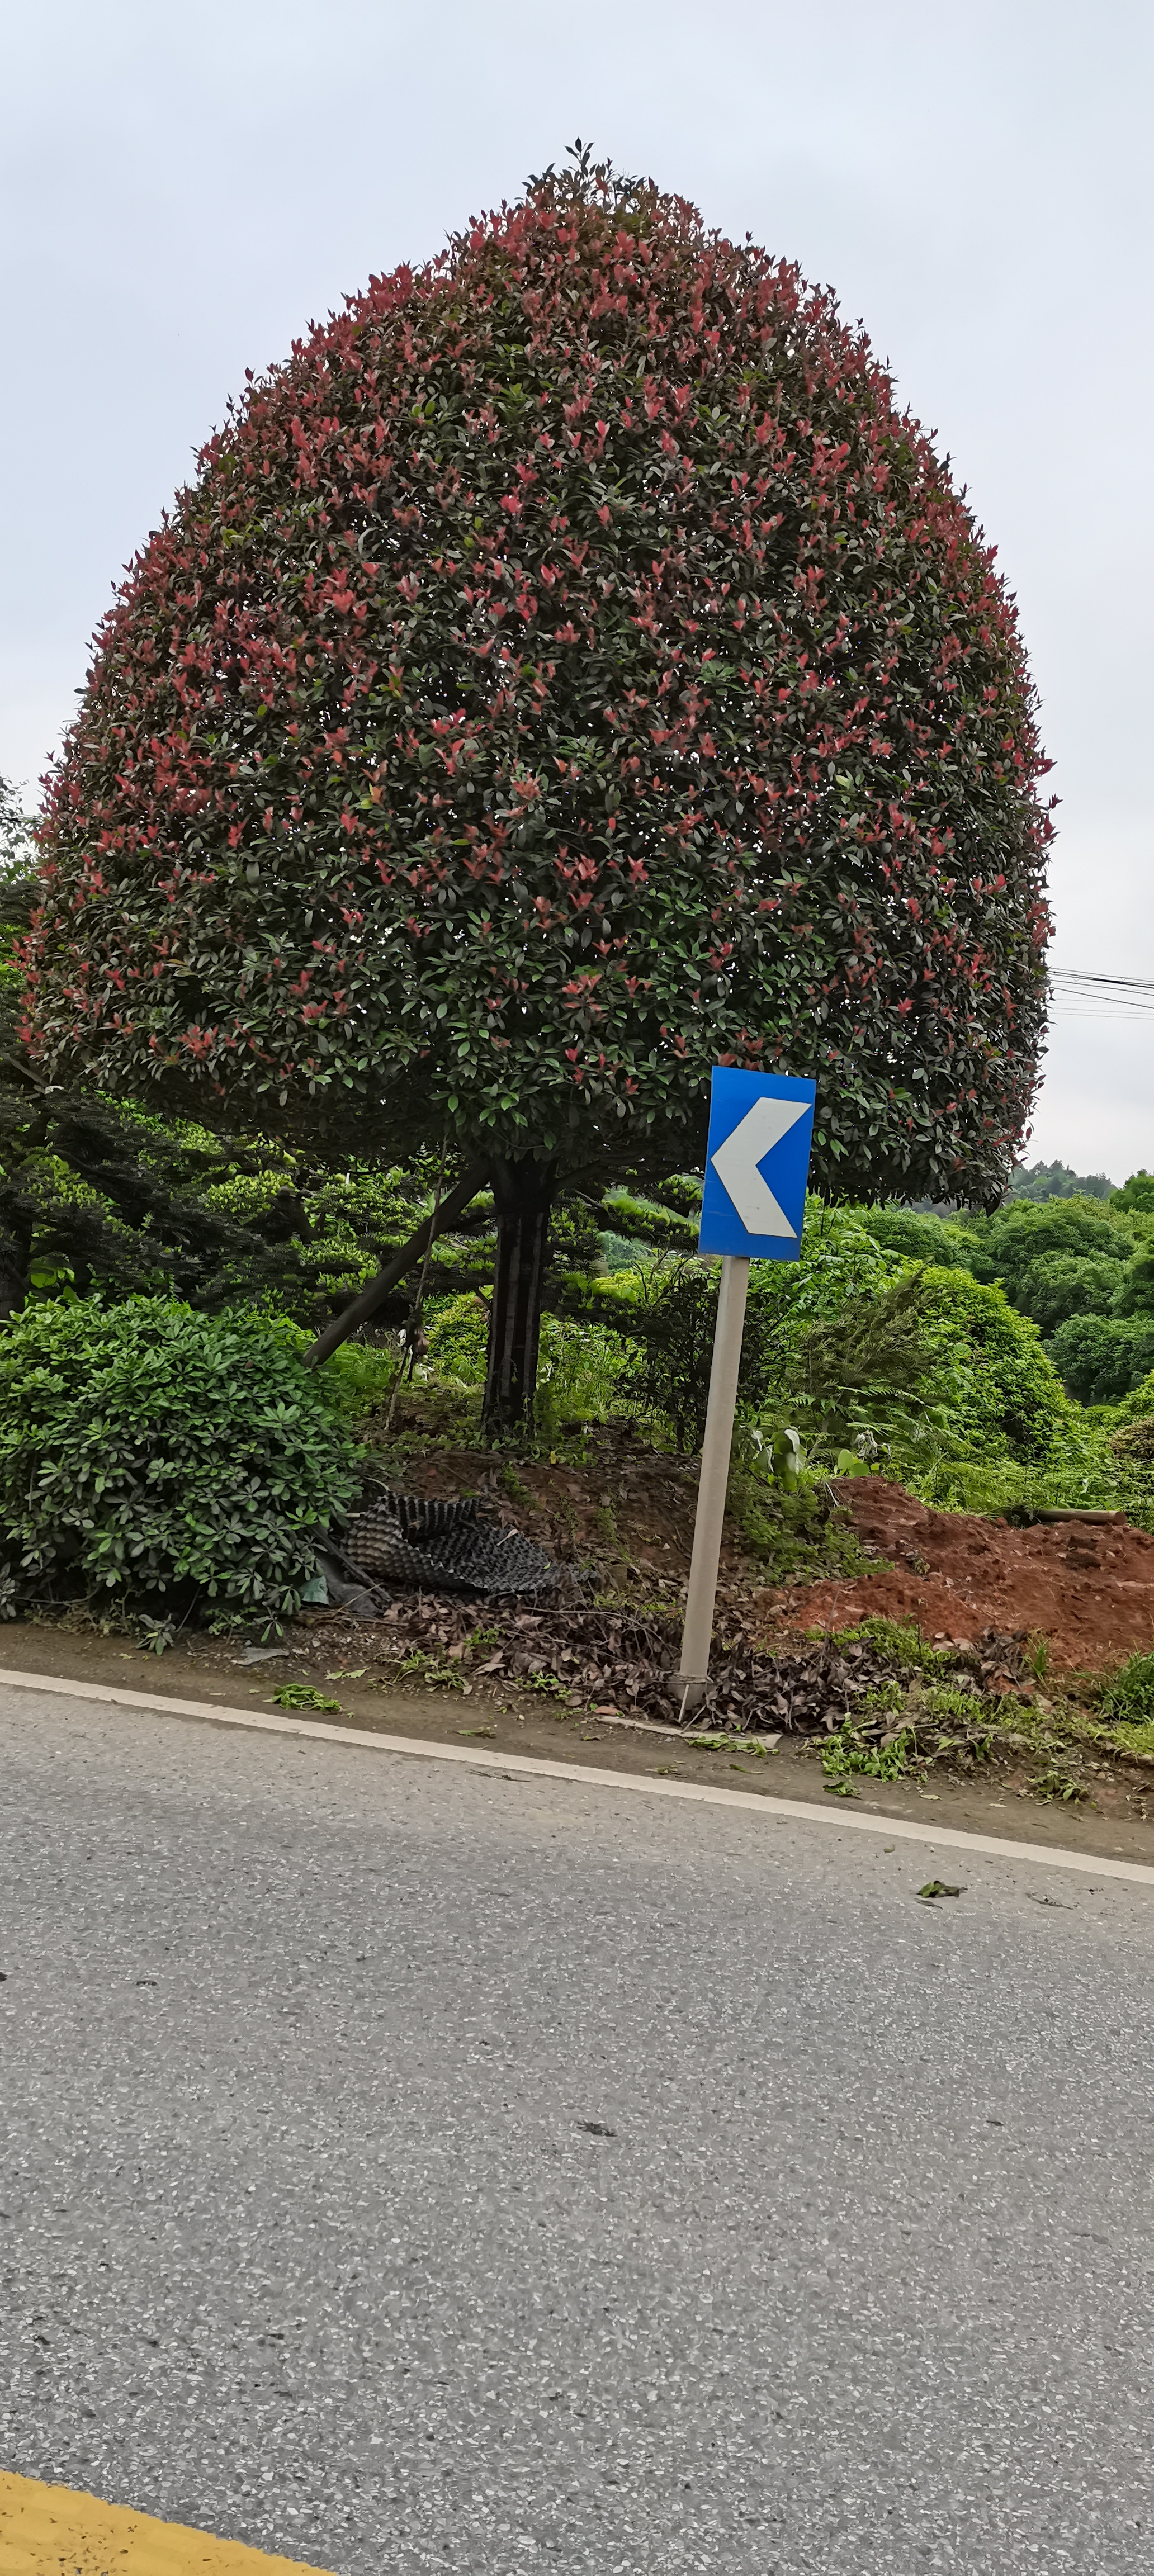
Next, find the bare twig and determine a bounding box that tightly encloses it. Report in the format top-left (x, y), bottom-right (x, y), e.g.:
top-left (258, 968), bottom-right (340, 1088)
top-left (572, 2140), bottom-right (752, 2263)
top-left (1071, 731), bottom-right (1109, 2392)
top-left (381, 1131), bottom-right (448, 1438)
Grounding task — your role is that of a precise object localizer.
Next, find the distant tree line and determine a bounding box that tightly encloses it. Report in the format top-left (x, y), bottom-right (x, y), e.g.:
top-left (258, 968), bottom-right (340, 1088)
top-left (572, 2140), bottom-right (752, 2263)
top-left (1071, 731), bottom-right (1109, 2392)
top-left (1008, 1157), bottom-right (1115, 1204)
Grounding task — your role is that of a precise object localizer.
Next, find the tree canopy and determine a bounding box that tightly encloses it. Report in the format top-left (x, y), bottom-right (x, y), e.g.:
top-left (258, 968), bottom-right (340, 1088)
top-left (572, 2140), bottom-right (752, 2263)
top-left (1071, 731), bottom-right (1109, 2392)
top-left (1007, 1156), bottom-right (1115, 1203)
top-left (22, 150), bottom-right (1051, 1216)
top-left (973, 1195), bottom-right (1133, 1301)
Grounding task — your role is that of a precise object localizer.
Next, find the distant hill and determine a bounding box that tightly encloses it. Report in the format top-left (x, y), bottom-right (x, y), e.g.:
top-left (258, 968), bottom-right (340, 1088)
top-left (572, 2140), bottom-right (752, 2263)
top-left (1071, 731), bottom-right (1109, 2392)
top-left (1008, 1159), bottom-right (1115, 1204)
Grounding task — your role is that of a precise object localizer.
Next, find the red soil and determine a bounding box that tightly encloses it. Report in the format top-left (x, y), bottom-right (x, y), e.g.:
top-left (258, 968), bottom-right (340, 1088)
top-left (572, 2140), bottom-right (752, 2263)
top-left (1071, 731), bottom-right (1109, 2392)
top-left (772, 1480), bottom-right (1154, 1673)
top-left (370, 1418), bottom-right (1154, 1678)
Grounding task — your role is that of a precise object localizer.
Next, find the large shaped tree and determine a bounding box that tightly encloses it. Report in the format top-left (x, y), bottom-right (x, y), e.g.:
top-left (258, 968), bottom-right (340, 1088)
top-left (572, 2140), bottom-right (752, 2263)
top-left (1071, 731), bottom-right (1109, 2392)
top-left (21, 151), bottom-right (1052, 1423)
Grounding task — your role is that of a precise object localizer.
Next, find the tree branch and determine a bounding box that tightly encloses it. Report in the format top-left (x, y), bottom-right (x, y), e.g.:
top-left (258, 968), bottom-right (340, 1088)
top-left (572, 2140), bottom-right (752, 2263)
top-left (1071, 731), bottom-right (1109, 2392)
top-left (303, 1157), bottom-right (492, 1370)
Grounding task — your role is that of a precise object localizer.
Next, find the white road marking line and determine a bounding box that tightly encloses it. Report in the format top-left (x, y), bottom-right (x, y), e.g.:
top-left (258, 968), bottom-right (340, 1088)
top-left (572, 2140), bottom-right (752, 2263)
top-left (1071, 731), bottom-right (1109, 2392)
top-left (2, 1663), bottom-right (1152, 1887)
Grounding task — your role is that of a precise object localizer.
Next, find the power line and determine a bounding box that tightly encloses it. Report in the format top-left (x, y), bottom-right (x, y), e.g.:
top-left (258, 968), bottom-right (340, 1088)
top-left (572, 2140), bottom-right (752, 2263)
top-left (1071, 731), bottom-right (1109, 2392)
top-left (1051, 970), bottom-right (1154, 992)
top-left (1048, 969), bottom-right (1154, 1021)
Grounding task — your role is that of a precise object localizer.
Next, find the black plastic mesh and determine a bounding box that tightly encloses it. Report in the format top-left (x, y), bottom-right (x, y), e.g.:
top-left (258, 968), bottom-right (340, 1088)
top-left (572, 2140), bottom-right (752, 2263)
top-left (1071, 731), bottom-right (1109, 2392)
top-left (343, 1486), bottom-right (557, 1597)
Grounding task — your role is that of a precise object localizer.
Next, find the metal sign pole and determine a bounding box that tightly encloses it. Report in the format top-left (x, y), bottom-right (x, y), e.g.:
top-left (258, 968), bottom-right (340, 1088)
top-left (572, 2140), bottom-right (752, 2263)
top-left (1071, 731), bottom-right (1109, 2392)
top-left (676, 1253), bottom-right (750, 1715)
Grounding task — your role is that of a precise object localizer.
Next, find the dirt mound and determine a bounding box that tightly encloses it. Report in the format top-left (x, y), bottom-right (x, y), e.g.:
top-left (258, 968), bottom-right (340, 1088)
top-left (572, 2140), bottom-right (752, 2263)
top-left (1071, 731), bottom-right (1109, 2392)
top-left (367, 1410), bottom-right (1154, 1674)
top-left (775, 1480), bottom-right (1154, 1671)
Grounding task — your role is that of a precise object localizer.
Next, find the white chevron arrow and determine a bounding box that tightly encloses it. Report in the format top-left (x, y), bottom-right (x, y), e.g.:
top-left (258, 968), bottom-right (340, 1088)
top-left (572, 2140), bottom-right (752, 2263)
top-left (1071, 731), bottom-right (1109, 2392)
top-left (710, 1096), bottom-right (808, 1237)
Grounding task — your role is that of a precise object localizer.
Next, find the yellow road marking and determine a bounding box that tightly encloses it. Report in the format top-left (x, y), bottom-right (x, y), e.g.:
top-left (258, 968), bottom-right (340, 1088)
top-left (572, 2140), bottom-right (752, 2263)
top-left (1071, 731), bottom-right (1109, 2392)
top-left (0, 2471), bottom-right (333, 2575)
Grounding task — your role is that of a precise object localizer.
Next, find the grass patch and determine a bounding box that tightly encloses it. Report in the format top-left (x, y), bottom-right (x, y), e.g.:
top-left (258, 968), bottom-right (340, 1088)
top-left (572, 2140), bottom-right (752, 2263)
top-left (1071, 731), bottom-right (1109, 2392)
top-left (394, 1649), bottom-right (467, 1692)
top-left (1094, 1649), bottom-right (1154, 1725)
top-left (1032, 1765), bottom-right (1085, 1803)
top-left (920, 1682), bottom-right (991, 1730)
top-left (816, 1616), bottom-right (954, 1676)
top-left (820, 1719), bottom-right (925, 1796)
top-left (1096, 1717), bottom-right (1154, 1761)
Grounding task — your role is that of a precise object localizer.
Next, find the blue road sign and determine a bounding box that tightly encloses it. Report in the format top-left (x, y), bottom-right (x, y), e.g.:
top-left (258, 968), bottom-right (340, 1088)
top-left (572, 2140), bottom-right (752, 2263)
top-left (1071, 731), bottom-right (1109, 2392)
top-left (698, 1068), bottom-right (816, 1261)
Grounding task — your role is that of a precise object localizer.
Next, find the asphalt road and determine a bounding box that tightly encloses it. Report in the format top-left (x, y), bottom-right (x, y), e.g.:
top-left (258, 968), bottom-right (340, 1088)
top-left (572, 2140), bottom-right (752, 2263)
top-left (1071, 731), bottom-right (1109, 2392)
top-left (2, 1683), bottom-right (1153, 2576)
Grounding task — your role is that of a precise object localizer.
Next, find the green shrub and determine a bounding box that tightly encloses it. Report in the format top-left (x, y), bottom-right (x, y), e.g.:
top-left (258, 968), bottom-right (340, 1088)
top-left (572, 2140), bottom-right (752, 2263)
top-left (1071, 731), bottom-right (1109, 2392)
top-left (424, 1292), bottom-right (491, 1387)
top-left (980, 1197), bottom-right (1134, 1303)
top-left (1112, 1243), bottom-right (1154, 1318)
top-left (751, 1200), bottom-right (902, 1330)
top-left (600, 1230), bottom-right (652, 1273)
top-left (533, 1318), bottom-right (629, 1433)
top-left (1016, 1252), bottom-right (1122, 1334)
top-left (1048, 1311), bottom-right (1154, 1404)
top-left (1112, 1368), bottom-right (1154, 1424)
top-left (915, 1267), bottom-right (1070, 1461)
top-left (423, 1294), bottom-right (627, 1434)
top-left (316, 1338), bottom-right (403, 1419)
top-left (548, 1198), bottom-right (606, 1280)
top-left (1109, 1171), bottom-right (1154, 1217)
top-left (857, 1207), bottom-right (976, 1271)
top-left (600, 1190), bottom-right (699, 1253)
top-left (0, 1298), bottom-right (358, 1623)
top-left (905, 1268), bottom-right (1122, 1511)
top-left (622, 1258), bottom-right (778, 1451)
top-left (1106, 1417), bottom-right (1154, 1532)
top-left (622, 1220), bottom-right (949, 1467)
top-left (763, 1270), bottom-right (956, 1472)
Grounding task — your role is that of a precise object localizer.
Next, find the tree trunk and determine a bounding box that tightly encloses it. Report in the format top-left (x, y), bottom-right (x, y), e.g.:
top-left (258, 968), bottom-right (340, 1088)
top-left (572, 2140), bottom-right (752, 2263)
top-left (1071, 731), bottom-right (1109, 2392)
top-left (0, 1215), bottom-right (32, 1320)
top-left (482, 1156), bottom-right (557, 1435)
top-left (0, 1245), bottom-right (27, 1320)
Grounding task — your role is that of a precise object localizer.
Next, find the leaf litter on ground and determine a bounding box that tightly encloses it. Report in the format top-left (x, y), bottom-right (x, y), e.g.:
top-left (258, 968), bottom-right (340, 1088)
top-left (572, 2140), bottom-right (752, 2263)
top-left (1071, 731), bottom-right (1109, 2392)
top-left (297, 1585), bottom-right (1032, 1764)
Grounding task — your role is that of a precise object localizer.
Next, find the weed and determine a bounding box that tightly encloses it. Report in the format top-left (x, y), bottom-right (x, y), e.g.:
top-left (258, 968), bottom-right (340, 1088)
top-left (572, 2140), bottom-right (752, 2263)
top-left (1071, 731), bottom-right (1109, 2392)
top-left (467, 1625), bottom-right (500, 1652)
top-left (725, 1457), bottom-right (876, 1586)
top-left (271, 1684), bottom-right (341, 1712)
top-left (137, 1616), bottom-right (176, 1656)
top-left (527, 1671), bottom-right (570, 1699)
top-left (1032, 1765), bottom-right (1084, 1803)
top-left (499, 1465), bottom-right (533, 1510)
top-left (1100, 1718), bottom-right (1154, 1760)
top-left (394, 1650), bottom-right (466, 1692)
top-left (821, 1721), bottom-right (925, 1791)
top-left (921, 1683), bottom-right (988, 1728)
top-left (1095, 1649), bottom-right (1154, 1725)
top-left (827, 1617), bottom-right (951, 1676)
top-left (858, 1679), bottom-right (906, 1721)
top-left (1024, 1632), bottom-right (1051, 1682)
top-left (1081, 1651), bottom-right (1154, 1760)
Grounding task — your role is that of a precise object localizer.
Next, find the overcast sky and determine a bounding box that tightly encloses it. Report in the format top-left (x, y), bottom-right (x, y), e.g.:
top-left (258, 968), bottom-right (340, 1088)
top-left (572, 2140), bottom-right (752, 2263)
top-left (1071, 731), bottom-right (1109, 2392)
top-left (3, 0), bottom-right (1151, 1180)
